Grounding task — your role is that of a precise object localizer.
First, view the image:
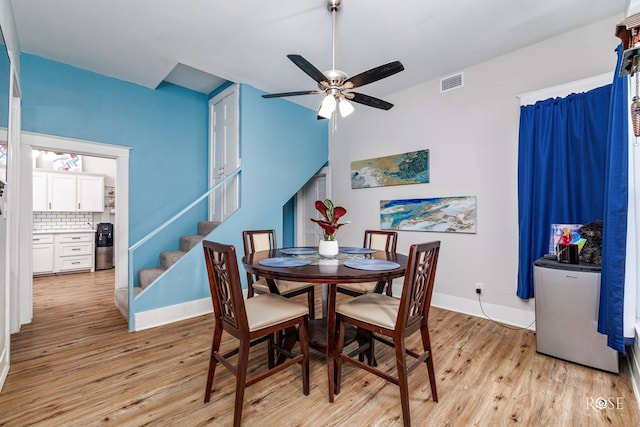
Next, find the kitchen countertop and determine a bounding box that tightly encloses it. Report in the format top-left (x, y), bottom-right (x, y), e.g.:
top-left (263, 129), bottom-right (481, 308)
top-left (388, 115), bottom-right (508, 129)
top-left (33, 229), bottom-right (96, 234)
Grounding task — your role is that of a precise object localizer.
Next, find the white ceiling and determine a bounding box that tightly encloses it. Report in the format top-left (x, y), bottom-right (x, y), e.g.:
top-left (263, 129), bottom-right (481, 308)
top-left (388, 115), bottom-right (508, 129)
top-left (10, 0), bottom-right (628, 110)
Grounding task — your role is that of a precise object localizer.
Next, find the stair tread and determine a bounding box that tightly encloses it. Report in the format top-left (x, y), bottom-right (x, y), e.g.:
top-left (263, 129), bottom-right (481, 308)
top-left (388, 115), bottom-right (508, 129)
top-left (136, 220), bottom-right (219, 289)
top-left (138, 267), bottom-right (166, 288)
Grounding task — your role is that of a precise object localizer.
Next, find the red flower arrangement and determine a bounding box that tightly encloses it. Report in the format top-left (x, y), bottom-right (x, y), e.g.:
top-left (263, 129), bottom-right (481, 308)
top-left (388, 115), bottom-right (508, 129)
top-left (310, 199), bottom-right (349, 241)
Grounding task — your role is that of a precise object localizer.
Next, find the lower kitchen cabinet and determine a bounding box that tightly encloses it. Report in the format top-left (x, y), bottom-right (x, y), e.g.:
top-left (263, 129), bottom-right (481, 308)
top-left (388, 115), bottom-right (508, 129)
top-left (33, 231), bottom-right (95, 275)
top-left (32, 234), bottom-right (55, 274)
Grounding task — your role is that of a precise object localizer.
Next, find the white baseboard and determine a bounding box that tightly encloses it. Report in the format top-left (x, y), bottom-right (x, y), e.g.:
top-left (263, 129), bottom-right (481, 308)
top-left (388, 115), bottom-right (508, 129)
top-left (134, 297), bottom-right (213, 331)
top-left (429, 291), bottom-right (536, 330)
top-left (133, 290), bottom-right (535, 332)
top-left (629, 326), bottom-right (640, 410)
top-left (0, 347), bottom-right (9, 393)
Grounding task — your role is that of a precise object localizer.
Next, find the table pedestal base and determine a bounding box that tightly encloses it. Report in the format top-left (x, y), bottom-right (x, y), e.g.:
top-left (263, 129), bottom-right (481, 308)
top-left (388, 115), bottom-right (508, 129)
top-left (308, 319), bottom-right (356, 350)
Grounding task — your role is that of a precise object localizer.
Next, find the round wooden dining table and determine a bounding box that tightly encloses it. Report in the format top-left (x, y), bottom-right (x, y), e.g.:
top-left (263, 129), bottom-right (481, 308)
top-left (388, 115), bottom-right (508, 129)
top-left (242, 247), bottom-right (408, 402)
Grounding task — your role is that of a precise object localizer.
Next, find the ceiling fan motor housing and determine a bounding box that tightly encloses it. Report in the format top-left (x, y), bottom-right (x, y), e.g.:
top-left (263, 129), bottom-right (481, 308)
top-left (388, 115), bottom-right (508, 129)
top-left (321, 69), bottom-right (348, 91)
top-left (327, 0), bottom-right (341, 12)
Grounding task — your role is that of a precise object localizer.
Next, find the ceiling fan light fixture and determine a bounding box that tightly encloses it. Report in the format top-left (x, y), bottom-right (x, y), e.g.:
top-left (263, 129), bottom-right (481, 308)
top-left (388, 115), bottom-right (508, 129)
top-left (338, 98), bottom-right (354, 117)
top-left (318, 93), bottom-right (337, 118)
top-left (261, 0), bottom-right (404, 121)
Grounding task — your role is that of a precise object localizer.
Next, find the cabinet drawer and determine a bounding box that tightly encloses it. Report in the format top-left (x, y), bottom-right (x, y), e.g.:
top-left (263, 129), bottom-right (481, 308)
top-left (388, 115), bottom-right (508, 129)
top-left (57, 255), bottom-right (93, 272)
top-left (59, 241), bottom-right (93, 256)
top-left (58, 233), bottom-right (94, 243)
top-left (33, 235), bottom-right (54, 244)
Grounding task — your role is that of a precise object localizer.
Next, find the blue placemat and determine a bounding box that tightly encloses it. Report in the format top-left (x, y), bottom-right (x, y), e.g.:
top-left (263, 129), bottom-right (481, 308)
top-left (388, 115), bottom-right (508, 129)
top-left (343, 259), bottom-right (400, 271)
top-left (339, 247), bottom-right (376, 254)
top-left (280, 247), bottom-right (318, 255)
top-left (258, 257), bottom-right (312, 267)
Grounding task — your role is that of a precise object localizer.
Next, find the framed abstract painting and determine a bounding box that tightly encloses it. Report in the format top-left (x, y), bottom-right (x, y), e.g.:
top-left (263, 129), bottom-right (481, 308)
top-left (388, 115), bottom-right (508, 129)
top-left (380, 196), bottom-right (477, 233)
top-left (351, 149), bottom-right (429, 189)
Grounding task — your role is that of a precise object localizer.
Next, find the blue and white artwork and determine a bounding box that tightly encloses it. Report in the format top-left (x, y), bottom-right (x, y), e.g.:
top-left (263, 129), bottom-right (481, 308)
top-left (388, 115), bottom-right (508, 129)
top-left (380, 196), bottom-right (477, 233)
top-left (351, 149), bottom-right (429, 189)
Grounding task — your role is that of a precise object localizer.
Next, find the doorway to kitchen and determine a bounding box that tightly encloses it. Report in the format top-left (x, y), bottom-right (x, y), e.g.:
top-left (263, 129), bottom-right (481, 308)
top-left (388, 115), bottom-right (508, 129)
top-left (20, 131), bottom-right (130, 330)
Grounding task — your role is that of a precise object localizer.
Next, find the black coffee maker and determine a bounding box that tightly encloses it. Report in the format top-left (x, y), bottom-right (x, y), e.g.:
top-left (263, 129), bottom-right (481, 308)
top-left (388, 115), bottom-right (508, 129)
top-left (96, 223), bottom-right (113, 270)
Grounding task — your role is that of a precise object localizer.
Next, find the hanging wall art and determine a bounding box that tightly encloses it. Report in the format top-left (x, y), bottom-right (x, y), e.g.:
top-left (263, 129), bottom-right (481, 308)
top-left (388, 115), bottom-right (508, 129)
top-left (351, 149), bottom-right (429, 189)
top-left (380, 196), bottom-right (477, 233)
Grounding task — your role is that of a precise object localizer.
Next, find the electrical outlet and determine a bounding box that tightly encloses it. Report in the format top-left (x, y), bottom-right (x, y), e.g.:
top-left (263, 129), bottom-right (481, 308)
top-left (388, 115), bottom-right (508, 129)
top-left (475, 282), bottom-right (483, 294)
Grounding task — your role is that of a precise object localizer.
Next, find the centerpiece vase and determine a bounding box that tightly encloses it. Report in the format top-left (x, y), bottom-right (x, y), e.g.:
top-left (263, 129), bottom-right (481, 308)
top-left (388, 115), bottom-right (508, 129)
top-left (318, 239), bottom-right (339, 257)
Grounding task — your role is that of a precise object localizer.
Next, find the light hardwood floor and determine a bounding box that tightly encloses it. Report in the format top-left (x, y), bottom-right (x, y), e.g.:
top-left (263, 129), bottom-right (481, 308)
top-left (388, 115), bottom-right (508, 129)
top-left (1, 270), bottom-right (638, 426)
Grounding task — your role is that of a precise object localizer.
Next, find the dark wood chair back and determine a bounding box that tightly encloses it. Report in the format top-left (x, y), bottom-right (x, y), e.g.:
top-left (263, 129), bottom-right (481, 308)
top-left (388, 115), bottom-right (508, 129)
top-left (242, 229), bottom-right (277, 297)
top-left (396, 241), bottom-right (440, 333)
top-left (242, 229), bottom-right (277, 254)
top-left (364, 229), bottom-right (398, 252)
top-left (203, 240), bottom-right (248, 337)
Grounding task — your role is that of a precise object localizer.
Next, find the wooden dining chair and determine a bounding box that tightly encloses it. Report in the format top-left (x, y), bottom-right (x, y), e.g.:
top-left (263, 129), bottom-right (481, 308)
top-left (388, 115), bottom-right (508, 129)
top-left (243, 229), bottom-right (316, 318)
top-left (202, 240), bottom-right (310, 427)
top-left (337, 229), bottom-right (398, 297)
top-left (334, 241), bottom-right (441, 427)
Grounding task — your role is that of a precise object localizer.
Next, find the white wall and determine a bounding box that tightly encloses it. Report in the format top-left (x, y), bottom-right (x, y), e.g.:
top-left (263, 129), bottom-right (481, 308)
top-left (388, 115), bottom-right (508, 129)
top-left (329, 15), bottom-right (622, 326)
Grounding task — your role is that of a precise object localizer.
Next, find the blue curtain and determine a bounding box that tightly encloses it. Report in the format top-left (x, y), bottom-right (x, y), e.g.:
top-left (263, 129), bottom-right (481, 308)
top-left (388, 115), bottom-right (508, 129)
top-left (517, 86), bottom-right (612, 299)
top-left (598, 44), bottom-right (629, 352)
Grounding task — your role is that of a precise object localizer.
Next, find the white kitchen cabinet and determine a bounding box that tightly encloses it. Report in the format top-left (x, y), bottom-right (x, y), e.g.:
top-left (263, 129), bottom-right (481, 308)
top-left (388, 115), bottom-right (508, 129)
top-left (33, 170), bottom-right (104, 212)
top-left (55, 232), bottom-right (95, 273)
top-left (48, 173), bottom-right (77, 211)
top-left (77, 175), bottom-right (104, 212)
top-left (33, 171), bottom-right (48, 211)
top-left (32, 231), bottom-right (95, 275)
top-left (32, 234), bottom-right (55, 275)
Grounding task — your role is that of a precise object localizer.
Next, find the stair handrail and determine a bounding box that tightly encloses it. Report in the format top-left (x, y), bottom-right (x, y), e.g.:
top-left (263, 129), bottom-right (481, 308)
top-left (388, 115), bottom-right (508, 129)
top-left (127, 168), bottom-right (241, 288)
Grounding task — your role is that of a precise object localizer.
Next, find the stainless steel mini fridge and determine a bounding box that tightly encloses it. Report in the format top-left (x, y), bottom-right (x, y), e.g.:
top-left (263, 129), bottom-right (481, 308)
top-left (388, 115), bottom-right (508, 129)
top-left (533, 257), bottom-right (618, 373)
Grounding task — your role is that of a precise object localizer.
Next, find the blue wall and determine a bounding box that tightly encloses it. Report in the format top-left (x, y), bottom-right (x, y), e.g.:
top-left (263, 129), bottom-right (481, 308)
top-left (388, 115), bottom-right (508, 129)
top-left (21, 54), bottom-right (209, 271)
top-left (133, 84), bottom-right (328, 316)
top-left (20, 54), bottom-right (329, 327)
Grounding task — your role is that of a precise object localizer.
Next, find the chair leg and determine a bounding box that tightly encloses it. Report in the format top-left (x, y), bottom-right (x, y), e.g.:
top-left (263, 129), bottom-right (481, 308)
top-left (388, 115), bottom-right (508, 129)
top-left (385, 280), bottom-right (393, 296)
top-left (355, 329), bottom-right (377, 366)
top-left (300, 316), bottom-right (310, 395)
top-left (334, 316), bottom-right (346, 395)
top-left (395, 339), bottom-right (411, 427)
top-left (307, 288), bottom-right (315, 319)
top-left (421, 326), bottom-right (438, 402)
top-left (204, 322), bottom-right (223, 403)
top-left (233, 340), bottom-right (250, 427)
top-left (267, 333), bottom-right (275, 369)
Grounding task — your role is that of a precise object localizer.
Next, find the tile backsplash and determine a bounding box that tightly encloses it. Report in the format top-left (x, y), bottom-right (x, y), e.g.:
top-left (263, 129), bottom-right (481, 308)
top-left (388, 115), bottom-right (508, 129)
top-left (33, 212), bottom-right (94, 231)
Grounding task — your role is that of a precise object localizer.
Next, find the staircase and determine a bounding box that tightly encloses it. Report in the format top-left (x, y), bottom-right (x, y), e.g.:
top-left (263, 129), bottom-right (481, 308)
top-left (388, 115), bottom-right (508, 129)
top-left (115, 220), bottom-right (219, 319)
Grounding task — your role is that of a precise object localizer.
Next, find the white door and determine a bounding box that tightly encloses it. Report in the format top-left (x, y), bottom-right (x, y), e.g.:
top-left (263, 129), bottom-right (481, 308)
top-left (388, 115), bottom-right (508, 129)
top-left (209, 85), bottom-right (239, 222)
top-left (296, 168), bottom-right (329, 246)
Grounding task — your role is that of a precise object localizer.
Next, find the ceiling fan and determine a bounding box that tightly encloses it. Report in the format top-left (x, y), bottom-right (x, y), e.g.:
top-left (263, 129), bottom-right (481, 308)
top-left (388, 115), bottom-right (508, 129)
top-left (262, 0), bottom-right (404, 119)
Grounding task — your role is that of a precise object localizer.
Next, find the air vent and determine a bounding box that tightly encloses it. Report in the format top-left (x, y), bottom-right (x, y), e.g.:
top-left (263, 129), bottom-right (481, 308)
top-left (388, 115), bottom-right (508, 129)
top-left (440, 72), bottom-right (464, 93)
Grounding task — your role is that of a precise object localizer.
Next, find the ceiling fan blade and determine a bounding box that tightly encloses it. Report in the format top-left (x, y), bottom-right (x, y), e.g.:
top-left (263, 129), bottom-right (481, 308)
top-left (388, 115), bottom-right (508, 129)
top-left (347, 92), bottom-right (394, 110)
top-left (262, 90), bottom-right (323, 98)
top-left (344, 61), bottom-right (404, 89)
top-left (287, 54), bottom-right (328, 85)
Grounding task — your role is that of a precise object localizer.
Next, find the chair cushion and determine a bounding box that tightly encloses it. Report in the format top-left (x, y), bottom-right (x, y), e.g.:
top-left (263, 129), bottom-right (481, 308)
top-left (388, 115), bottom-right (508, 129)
top-left (337, 282), bottom-right (377, 294)
top-left (252, 278), bottom-right (313, 295)
top-left (245, 294), bottom-right (308, 332)
top-left (336, 293), bottom-right (399, 330)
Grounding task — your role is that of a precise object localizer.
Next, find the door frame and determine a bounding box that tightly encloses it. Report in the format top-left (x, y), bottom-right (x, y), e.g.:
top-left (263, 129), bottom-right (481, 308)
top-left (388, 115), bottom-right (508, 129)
top-left (19, 132), bottom-right (130, 323)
